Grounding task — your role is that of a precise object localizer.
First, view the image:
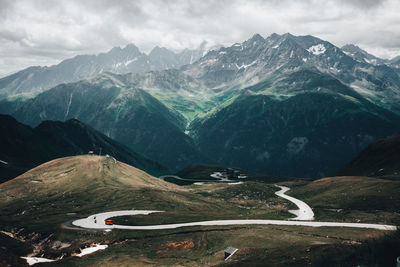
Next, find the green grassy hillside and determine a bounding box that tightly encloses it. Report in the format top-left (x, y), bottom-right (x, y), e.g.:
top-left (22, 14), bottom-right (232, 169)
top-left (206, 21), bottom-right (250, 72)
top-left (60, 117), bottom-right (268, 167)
top-left (0, 156), bottom-right (295, 266)
top-left (289, 176), bottom-right (400, 224)
top-left (0, 157), bottom-right (399, 266)
top-left (338, 135), bottom-right (400, 179)
top-left (0, 115), bottom-right (167, 182)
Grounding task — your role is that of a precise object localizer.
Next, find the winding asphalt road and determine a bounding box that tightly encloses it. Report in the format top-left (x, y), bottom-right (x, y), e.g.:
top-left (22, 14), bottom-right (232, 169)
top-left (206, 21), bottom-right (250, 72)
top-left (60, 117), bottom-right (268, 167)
top-left (71, 186), bottom-right (397, 231)
top-left (159, 175), bottom-right (219, 182)
top-left (275, 185), bottom-right (314, 220)
top-left (159, 174), bottom-right (233, 183)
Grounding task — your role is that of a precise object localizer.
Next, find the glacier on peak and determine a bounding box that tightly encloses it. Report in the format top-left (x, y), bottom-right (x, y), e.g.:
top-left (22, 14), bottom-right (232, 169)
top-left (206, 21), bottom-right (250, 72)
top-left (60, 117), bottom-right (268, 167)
top-left (307, 44), bottom-right (326, 55)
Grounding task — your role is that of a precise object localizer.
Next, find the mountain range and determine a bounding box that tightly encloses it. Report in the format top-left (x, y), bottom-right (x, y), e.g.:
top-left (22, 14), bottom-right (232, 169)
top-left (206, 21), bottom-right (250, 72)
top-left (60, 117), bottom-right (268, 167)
top-left (2, 32), bottom-right (400, 178)
top-left (0, 42), bottom-right (210, 100)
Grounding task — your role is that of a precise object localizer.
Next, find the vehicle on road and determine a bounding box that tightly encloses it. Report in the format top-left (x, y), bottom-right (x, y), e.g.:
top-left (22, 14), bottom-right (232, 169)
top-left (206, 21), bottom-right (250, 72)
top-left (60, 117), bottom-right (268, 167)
top-left (105, 219), bottom-right (114, 225)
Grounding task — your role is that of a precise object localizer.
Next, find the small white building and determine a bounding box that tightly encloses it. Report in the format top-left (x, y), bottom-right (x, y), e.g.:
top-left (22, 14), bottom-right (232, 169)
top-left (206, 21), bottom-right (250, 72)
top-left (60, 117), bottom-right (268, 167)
top-left (224, 247), bottom-right (238, 260)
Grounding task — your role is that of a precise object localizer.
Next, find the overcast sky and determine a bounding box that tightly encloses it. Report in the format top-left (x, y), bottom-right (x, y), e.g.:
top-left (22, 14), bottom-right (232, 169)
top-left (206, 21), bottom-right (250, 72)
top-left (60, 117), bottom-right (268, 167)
top-left (0, 0), bottom-right (399, 77)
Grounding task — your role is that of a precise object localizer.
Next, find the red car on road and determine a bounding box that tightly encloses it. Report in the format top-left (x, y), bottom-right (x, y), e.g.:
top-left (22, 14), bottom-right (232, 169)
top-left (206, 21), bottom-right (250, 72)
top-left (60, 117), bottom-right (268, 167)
top-left (105, 219), bottom-right (114, 225)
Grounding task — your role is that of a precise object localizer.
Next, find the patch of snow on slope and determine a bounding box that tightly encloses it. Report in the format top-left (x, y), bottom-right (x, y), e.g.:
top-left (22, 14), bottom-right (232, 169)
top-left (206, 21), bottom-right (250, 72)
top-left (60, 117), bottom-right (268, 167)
top-left (77, 244), bottom-right (108, 257)
top-left (124, 58), bottom-right (138, 66)
top-left (234, 60), bottom-right (257, 70)
top-left (307, 44), bottom-right (326, 55)
top-left (64, 93), bottom-right (73, 120)
top-left (200, 58), bottom-right (217, 66)
top-left (21, 257), bottom-right (56, 266)
top-left (350, 84), bottom-right (376, 96)
top-left (364, 58), bottom-right (377, 65)
top-left (343, 51), bottom-right (353, 57)
top-left (228, 182), bottom-right (243, 185)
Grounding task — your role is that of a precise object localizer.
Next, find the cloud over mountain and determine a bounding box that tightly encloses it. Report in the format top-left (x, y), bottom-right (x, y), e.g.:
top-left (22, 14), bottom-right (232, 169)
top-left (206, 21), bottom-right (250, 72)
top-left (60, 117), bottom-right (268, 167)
top-left (1, 0), bottom-right (399, 77)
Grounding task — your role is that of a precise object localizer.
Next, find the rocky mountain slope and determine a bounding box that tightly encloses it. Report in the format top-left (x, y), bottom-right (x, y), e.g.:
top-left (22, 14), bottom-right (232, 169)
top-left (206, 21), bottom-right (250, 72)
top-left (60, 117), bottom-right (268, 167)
top-left (183, 33), bottom-right (400, 113)
top-left (0, 43), bottom-right (207, 100)
top-left (9, 74), bottom-right (209, 171)
top-left (341, 44), bottom-right (387, 66)
top-left (191, 91), bottom-right (400, 178)
top-left (0, 115), bottom-right (167, 182)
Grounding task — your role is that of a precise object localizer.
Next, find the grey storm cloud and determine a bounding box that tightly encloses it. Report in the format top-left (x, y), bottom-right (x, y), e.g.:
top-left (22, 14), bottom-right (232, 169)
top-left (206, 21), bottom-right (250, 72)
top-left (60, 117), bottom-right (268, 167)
top-left (0, 0), bottom-right (399, 77)
top-left (342, 0), bottom-right (387, 9)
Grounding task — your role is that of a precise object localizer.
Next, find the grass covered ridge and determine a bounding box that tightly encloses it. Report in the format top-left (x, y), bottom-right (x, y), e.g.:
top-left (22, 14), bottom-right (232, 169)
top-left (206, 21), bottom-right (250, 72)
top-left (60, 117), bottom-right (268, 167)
top-left (289, 176), bottom-right (400, 224)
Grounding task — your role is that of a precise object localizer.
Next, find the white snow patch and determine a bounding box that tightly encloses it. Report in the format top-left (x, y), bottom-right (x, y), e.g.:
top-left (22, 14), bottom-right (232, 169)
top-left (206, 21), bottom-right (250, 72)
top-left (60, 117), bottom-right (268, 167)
top-left (22, 244), bottom-right (109, 264)
top-left (113, 62), bottom-right (122, 68)
top-left (184, 130), bottom-right (190, 135)
top-left (124, 58), bottom-right (138, 66)
top-left (200, 58), bottom-right (217, 66)
top-left (64, 93), bottom-right (73, 120)
top-left (21, 257), bottom-right (57, 266)
top-left (77, 244), bottom-right (108, 257)
top-left (227, 182), bottom-right (243, 185)
top-left (272, 45), bottom-right (279, 49)
top-left (350, 84), bottom-right (376, 96)
top-left (219, 51), bottom-right (227, 55)
top-left (307, 44), bottom-right (326, 55)
top-left (31, 180), bottom-right (41, 183)
top-left (364, 58), bottom-right (377, 65)
top-left (302, 58), bottom-right (308, 62)
top-left (234, 60), bottom-right (257, 70)
top-left (290, 50), bottom-right (294, 58)
top-left (329, 67), bottom-right (341, 73)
